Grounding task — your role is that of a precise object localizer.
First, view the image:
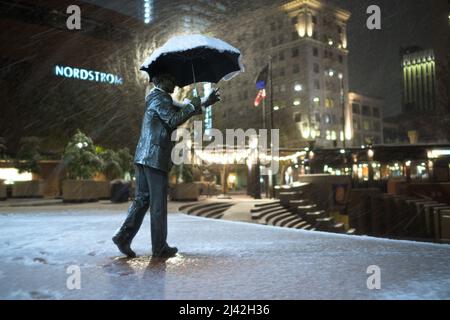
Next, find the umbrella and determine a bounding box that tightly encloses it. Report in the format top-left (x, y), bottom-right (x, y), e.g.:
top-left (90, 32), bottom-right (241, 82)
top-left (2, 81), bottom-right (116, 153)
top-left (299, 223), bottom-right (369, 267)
top-left (140, 34), bottom-right (244, 91)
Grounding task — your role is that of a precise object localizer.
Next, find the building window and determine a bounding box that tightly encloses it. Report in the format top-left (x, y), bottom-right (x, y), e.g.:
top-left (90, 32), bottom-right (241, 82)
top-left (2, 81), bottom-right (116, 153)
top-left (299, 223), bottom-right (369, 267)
top-left (313, 63), bottom-right (319, 73)
top-left (353, 120), bottom-right (359, 130)
top-left (293, 64), bottom-right (300, 74)
top-left (338, 26), bottom-right (342, 34)
top-left (293, 99), bottom-right (301, 106)
top-left (294, 112), bottom-right (302, 123)
top-left (315, 113), bottom-right (321, 123)
top-left (363, 120), bottom-right (370, 131)
top-left (294, 83), bottom-right (303, 91)
top-left (373, 121), bottom-right (381, 131)
top-left (292, 48), bottom-right (299, 57)
top-left (332, 114), bottom-right (337, 124)
top-left (313, 97), bottom-right (320, 107)
top-left (280, 84), bottom-right (286, 92)
top-left (312, 15), bottom-right (317, 24)
top-left (314, 80), bottom-right (320, 90)
top-left (313, 47), bottom-right (319, 57)
top-left (331, 131), bottom-right (337, 141)
top-left (352, 103), bottom-right (360, 114)
top-left (278, 35), bottom-right (284, 45)
top-left (326, 130), bottom-right (331, 140)
top-left (373, 107), bottom-right (380, 118)
top-left (324, 114), bottom-right (331, 124)
top-left (325, 98), bottom-right (334, 108)
top-left (279, 51), bottom-right (285, 61)
top-left (362, 105), bottom-right (371, 116)
top-left (280, 68), bottom-right (285, 76)
top-left (338, 55), bottom-right (343, 63)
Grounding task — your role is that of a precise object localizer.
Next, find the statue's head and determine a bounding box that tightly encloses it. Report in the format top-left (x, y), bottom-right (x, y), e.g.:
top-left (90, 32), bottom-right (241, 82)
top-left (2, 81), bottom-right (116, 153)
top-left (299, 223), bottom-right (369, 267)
top-left (152, 73), bottom-right (176, 94)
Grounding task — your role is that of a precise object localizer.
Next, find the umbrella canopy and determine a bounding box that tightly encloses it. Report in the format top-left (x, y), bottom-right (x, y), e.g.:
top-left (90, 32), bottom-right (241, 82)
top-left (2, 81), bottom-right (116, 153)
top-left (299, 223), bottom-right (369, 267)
top-left (140, 34), bottom-right (244, 88)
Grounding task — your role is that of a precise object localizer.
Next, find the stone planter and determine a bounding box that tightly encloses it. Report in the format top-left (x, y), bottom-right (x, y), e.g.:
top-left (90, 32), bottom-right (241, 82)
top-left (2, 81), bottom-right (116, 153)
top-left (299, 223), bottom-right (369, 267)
top-left (170, 183), bottom-right (199, 201)
top-left (96, 180), bottom-right (111, 200)
top-left (12, 181), bottom-right (44, 198)
top-left (0, 180), bottom-right (6, 200)
top-left (194, 181), bottom-right (220, 196)
top-left (62, 180), bottom-right (105, 203)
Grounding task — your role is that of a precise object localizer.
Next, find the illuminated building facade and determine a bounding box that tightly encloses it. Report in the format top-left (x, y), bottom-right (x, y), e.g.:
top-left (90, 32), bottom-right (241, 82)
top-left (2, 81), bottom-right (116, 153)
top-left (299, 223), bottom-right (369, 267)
top-left (402, 49), bottom-right (437, 113)
top-left (212, 0), bottom-right (352, 149)
top-left (348, 92), bottom-right (383, 146)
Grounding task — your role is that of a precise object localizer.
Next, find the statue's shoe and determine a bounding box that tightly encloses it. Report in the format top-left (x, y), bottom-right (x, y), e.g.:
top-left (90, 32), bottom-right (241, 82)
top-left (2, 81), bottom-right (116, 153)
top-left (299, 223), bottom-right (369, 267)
top-left (112, 235), bottom-right (136, 258)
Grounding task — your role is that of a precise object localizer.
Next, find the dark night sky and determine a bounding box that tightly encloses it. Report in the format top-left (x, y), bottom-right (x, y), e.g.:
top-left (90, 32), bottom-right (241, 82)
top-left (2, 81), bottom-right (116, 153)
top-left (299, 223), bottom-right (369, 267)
top-left (83, 0), bottom-right (443, 116)
top-left (329, 0), bottom-right (437, 116)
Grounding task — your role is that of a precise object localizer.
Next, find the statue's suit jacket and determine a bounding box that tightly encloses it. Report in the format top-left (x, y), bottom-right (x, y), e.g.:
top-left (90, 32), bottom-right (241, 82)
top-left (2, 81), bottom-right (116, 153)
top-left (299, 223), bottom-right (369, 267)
top-left (134, 88), bottom-right (202, 172)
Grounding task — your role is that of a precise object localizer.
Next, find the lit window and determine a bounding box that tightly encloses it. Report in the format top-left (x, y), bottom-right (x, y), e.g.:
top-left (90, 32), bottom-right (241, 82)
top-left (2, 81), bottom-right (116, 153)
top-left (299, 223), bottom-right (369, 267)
top-left (293, 99), bottom-right (301, 106)
top-left (363, 120), bottom-right (370, 130)
top-left (325, 98), bottom-right (334, 108)
top-left (313, 97), bottom-right (320, 107)
top-left (294, 84), bottom-right (302, 91)
top-left (331, 131), bottom-right (337, 140)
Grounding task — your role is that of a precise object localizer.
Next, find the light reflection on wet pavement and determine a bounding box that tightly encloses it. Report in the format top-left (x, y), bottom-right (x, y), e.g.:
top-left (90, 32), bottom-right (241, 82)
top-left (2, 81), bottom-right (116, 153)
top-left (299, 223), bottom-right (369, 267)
top-left (1, 207), bottom-right (450, 300)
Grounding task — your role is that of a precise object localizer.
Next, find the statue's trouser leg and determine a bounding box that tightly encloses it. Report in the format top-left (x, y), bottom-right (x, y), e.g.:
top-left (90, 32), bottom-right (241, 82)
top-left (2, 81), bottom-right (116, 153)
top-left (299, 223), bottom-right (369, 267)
top-left (115, 164), bottom-right (150, 243)
top-left (143, 166), bottom-right (169, 255)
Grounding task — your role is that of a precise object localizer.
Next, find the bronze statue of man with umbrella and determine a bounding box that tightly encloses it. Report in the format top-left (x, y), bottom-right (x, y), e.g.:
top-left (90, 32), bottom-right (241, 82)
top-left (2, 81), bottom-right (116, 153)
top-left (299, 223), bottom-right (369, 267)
top-left (113, 34), bottom-right (244, 258)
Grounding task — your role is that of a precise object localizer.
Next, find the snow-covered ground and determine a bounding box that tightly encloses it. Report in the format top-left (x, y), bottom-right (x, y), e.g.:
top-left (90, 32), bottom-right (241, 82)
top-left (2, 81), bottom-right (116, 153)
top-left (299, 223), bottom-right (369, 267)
top-left (0, 204), bottom-right (449, 300)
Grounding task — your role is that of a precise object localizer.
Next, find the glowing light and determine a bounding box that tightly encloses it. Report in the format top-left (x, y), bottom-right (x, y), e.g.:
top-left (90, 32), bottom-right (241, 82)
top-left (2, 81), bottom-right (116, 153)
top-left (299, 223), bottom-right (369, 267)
top-left (294, 84), bottom-right (303, 92)
top-left (428, 149), bottom-right (450, 159)
top-left (293, 100), bottom-right (301, 106)
top-left (0, 168), bottom-right (32, 184)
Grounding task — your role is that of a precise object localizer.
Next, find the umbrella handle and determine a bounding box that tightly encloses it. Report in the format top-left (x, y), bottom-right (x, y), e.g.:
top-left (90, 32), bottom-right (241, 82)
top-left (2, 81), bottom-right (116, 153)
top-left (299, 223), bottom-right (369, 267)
top-left (191, 62), bottom-right (198, 97)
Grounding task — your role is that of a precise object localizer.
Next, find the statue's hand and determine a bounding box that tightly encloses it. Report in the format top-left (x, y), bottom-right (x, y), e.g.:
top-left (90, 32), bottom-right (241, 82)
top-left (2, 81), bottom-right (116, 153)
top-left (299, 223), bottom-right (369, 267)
top-left (190, 96), bottom-right (202, 109)
top-left (205, 88), bottom-right (221, 106)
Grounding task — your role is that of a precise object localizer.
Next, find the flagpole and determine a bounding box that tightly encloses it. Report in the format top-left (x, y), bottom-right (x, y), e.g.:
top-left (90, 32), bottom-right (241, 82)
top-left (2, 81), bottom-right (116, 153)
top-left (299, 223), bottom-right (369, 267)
top-left (269, 55), bottom-right (275, 199)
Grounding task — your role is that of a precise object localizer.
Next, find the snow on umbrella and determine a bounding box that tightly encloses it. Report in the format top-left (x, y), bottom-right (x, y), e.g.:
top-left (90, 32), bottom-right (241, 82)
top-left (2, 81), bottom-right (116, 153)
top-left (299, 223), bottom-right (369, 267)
top-left (140, 34), bottom-right (244, 89)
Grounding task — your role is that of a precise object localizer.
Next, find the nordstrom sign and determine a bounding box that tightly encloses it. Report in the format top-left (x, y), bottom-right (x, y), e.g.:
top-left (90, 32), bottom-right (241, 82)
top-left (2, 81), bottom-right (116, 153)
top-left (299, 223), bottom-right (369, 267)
top-left (54, 65), bottom-right (123, 85)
